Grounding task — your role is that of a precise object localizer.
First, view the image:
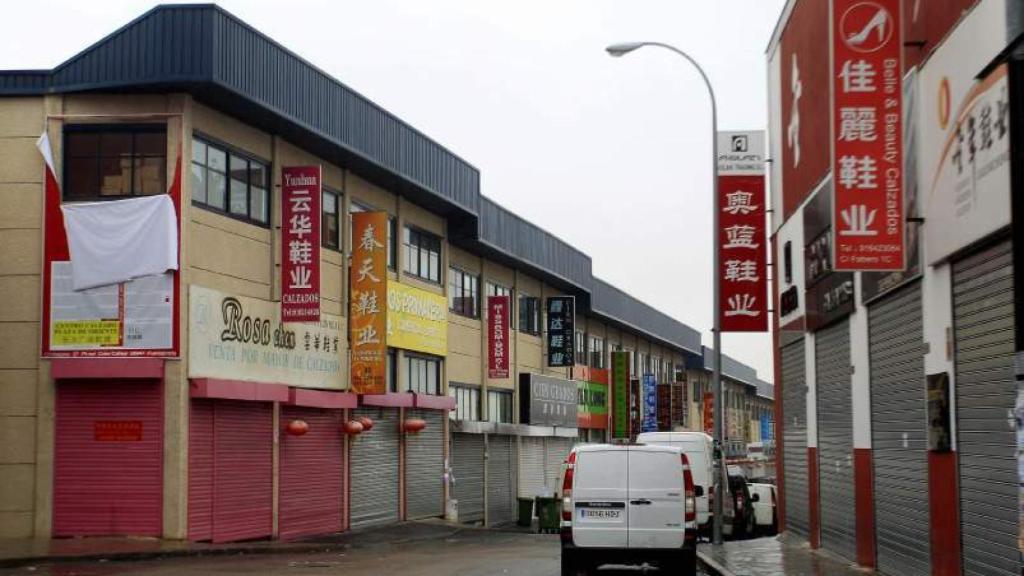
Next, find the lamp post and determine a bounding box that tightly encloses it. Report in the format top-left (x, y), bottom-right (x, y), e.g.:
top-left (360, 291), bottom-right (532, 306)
top-left (606, 41), bottom-right (725, 545)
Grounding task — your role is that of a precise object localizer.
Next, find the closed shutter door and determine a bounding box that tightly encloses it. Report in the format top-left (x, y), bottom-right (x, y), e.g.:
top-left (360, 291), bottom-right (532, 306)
top-left (452, 433), bottom-right (485, 523)
top-left (868, 281), bottom-right (930, 575)
top-left (349, 408), bottom-right (400, 529)
top-left (279, 406), bottom-right (343, 540)
top-left (405, 410), bottom-right (444, 520)
top-left (519, 436), bottom-right (546, 498)
top-left (545, 437), bottom-right (573, 495)
top-left (213, 401), bottom-right (273, 543)
top-left (953, 240), bottom-right (1018, 576)
top-left (487, 435), bottom-right (516, 525)
top-left (54, 380), bottom-right (163, 537)
top-left (188, 400), bottom-right (214, 541)
top-left (815, 319), bottom-right (856, 562)
top-left (781, 340), bottom-right (809, 538)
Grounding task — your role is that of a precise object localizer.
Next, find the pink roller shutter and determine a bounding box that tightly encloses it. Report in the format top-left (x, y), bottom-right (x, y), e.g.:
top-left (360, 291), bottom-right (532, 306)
top-left (279, 406), bottom-right (344, 540)
top-left (212, 401), bottom-right (273, 543)
top-left (54, 379), bottom-right (163, 537)
top-left (188, 400), bottom-right (214, 541)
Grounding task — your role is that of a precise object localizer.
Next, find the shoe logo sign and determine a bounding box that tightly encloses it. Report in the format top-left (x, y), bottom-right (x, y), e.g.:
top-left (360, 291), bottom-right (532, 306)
top-left (840, 2), bottom-right (893, 53)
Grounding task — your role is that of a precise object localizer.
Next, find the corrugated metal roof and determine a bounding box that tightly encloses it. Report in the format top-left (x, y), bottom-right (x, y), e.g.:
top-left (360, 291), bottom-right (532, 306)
top-left (589, 278), bottom-right (702, 356)
top-left (702, 346), bottom-right (758, 386)
top-left (756, 378), bottom-right (775, 400)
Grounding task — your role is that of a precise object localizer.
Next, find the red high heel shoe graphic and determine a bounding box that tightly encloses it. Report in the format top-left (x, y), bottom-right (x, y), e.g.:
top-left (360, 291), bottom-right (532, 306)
top-left (842, 4), bottom-right (892, 52)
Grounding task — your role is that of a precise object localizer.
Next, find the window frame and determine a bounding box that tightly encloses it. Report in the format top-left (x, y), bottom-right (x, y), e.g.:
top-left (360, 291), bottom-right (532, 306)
top-left (63, 123), bottom-right (168, 202)
top-left (448, 267), bottom-right (480, 318)
top-left (191, 133), bottom-right (270, 227)
top-left (518, 294), bottom-right (541, 336)
top-left (589, 335), bottom-right (605, 369)
top-left (448, 383), bottom-right (481, 421)
top-left (403, 225), bottom-right (442, 283)
top-left (404, 353), bottom-right (441, 395)
top-left (321, 187), bottom-right (342, 251)
top-left (487, 389), bottom-right (513, 424)
top-left (575, 330), bottom-right (587, 366)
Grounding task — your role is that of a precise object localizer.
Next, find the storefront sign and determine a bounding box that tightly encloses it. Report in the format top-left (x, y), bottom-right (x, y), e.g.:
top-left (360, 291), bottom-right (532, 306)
top-left (519, 373), bottom-right (577, 428)
top-left (718, 130), bottom-right (768, 332)
top-left (611, 351), bottom-right (630, 439)
top-left (672, 382), bottom-right (686, 425)
top-left (350, 211), bottom-right (388, 393)
top-left (806, 269), bottom-right (855, 331)
top-left (488, 295), bottom-right (510, 379)
top-left (578, 380), bottom-right (609, 429)
top-left (830, 0), bottom-right (904, 271)
top-left (703, 391), bottom-right (714, 436)
top-left (281, 166), bottom-right (321, 322)
top-left (94, 421), bottom-right (143, 442)
top-left (641, 374), bottom-right (658, 433)
top-left (40, 131), bottom-right (180, 358)
top-left (657, 384), bottom-right (671, 431)
top-left (546, 296), bottom-right (575, 367)
top-left (189, 285), bottom-right (342, 389)
top-left (760, 415), bottom-right (772, 444)
top-left (804, 182), bottom-right (855, 331)
top-left (780, 285), bottom-right (800, 317)
top-left (386, 281), bottom-right (447, 357)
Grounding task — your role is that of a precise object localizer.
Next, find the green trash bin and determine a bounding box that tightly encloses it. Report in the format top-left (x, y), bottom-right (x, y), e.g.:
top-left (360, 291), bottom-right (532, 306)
top-left (517, 497), bottom-right (534, 527)
top-left (535, 496), bottom-right (561, 533)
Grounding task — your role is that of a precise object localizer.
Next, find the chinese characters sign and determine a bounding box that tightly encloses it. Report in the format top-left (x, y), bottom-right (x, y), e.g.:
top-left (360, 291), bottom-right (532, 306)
top-left (641, 374), bottom-right (657, 433)
top-left (611, 351), bottom-right (630, 439)
top-left (717, 130), bottom-right (767, 332)
top-left (830, 0), bottom-right (904, 271)
top-left (703, 392), bottom-right (714, 437)
top-left (518, 373), bottom-right (577, 428)
top-left (281, 166), bottom-right (321, 321)
top-left (546, 296), bottom-right (575, 367)
top-left (657, 384), bottom-right (671, 431)
top-left (350, 211), bottom-right (388, 394)
top-left (488, 295), bottom-right (510, 379)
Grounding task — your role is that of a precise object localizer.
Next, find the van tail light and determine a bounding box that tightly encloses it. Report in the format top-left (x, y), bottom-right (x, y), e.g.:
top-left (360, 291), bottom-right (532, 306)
top-left (561, 450), bottom-right (577, 523)
top-left (682, 453), bottom-right (696, 523)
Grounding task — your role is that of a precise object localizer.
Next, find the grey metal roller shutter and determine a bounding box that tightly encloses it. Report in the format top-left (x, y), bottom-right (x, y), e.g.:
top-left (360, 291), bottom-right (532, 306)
top-left (815, 319), bottom-right (856, 562)
top-left (545, 438), bottom-right (574, 496)
top-left (405, 410), bottom-right (444, 520)
top-left (868, 281), bottom-right (930, 575)
top-left (452, 433), bottom-right (485, 523)
top-left (349, 408), bottom-right (400, 529)
top-left (781, 339), bottom-right (809, 539)
top-left (487, 435), bottom-right (516, 526)
top-left (519, 436), bottom-right (547, 498)
top-left (953, 240), bottom-right (1018, 576)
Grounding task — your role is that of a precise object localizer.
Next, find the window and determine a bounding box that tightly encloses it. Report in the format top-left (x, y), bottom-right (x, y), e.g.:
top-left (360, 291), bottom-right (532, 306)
top-left (349, 202), bottom-right (396, 269)
top-left (638, 352), bottom-right (648, 376)
top-left (518, 294), bottom-right (541, 335)
top-left (575, 331), bottom-right (587, 365)
top-left (448, 267), bottom-right (479, 318)
top-left (403, 226), bottom-right (442, 283)
top-left (485, 283), bottom-right (513, 327)
top-left (322, 189), bottom-right (341, 250)
top-left (487, 390), bottom-right (513, 423)
top-left (784, 241), bottom-right (793, 284)
top-left (449, 385), bottom-right (480, 421)
top-left (65, 125), bottom-right (167, 200)
top-left (191, 136), bottom-right (268, 225)
top-left (406, 354), bottom-right (441, 394)
top-left (589, 336), bottom-right (605, 368)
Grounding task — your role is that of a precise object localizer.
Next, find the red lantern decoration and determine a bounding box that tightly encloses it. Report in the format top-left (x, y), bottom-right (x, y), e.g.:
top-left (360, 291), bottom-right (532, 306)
top-left (285, 419), bottom-right (309, 436)
top-left (403, 418), bottom-right (426, 434)
top-left (357, 416), bottom-right (374, 432)
top-left (342, 420), bottom-right (364, 436)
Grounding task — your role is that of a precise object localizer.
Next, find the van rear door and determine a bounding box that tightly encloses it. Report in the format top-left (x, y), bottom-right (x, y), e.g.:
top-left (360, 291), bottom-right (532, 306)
top-left (571, 448), bottom-right (628, 548)
top-left (627, 446), bottom-right (685, 549)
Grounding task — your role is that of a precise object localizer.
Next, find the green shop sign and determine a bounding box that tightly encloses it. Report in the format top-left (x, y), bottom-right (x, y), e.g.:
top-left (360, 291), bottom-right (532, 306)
top-left (611, 351), bottom-right (630, 439)
top-left (578, 381), bottom-right (608, 415)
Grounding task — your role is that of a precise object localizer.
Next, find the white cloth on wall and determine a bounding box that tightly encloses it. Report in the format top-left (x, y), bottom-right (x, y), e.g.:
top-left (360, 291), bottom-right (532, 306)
top-left (62, 194), bottom-right (178, 291)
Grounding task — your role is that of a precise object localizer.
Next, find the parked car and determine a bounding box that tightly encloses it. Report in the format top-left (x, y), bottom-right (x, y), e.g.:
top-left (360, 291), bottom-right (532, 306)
top-left (636, 431), bottom-right (714, 537)
top-left (559, 444), bottom-right (697, 576)
top-left (726, 468), bottom-right (755, 539)
top-left (748, 482), bottom-right (778, 536)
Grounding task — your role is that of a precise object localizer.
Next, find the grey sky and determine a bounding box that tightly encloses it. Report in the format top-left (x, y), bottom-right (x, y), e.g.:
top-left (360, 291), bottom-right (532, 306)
top-left (1, 0), bottom-right (786, 381)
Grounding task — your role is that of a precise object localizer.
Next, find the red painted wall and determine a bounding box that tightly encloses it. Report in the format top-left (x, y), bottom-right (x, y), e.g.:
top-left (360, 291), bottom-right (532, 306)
top-left (929, 451), bottom-right (962, 575)
top-left (853, 449), bottom-right (876, 568)
top-left (808, 447), bottom-right (820, 549)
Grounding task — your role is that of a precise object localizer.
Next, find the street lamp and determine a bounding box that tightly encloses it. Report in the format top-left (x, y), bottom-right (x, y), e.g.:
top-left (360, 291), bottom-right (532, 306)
top-left (606, 41), bottom-right (725, 546)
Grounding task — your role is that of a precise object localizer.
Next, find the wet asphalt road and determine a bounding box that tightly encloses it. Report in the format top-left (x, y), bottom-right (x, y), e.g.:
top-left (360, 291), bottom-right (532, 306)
top-left (0, 530), bottom-right (709, 576)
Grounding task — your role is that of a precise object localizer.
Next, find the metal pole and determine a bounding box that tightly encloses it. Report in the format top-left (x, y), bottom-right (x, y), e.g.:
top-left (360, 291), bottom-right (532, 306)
top-left (606, 42), bottom-right (723, 545)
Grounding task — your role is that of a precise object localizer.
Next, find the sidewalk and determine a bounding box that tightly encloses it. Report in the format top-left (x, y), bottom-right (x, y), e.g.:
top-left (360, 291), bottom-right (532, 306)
top-left (0, 520), bottom-right (465, 568)
top-left (698, 534), bottom-right (869, 576)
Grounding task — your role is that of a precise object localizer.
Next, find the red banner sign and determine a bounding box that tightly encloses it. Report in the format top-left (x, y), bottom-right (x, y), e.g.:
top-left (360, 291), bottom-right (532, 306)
top-left (350, 212), bottom-right (388, 394)
top-left (718, 131), bottom-right (768, 332)
top-left (703, 392), bottom-right (714, 437)
top-left (281, 166), bottom-right (321, 322)
top-left (831, 0), bottom-right (904, 271)
top-left (488, 295), bottom-right (510, 379)
top-left (94, 421), bottom-right (143, 442)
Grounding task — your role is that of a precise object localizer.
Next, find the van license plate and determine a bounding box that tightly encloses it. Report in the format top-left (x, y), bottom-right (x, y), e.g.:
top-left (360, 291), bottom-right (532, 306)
top-left (580, 508), bottom-right (621, 520)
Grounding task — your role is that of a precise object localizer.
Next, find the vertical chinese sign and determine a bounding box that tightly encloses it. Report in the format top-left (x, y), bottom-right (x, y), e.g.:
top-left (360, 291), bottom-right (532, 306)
top-left (350, 212), bottom-right (388, 394)
top-left (282, 166), bottom-right (321, 322)
top-left (642, 373), bottom-right (658, 433)
top-left (717, 131), bottom-right (768, 332)
top-left (703, 392), bottom-right (714, 437)
top-left (611, 351), bottom-right (630, 440)
top-left (546, 296), bottom-right (575, 367)
top-left (831, 0), bottom-right (904, 271)
top-left (657, 384), bottom-right (671, 431)
top-left (488, 295), bottom-right (510, 378)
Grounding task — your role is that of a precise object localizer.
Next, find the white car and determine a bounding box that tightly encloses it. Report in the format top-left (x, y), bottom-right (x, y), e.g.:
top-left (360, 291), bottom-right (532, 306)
top-left (636, 431), bottom-right (717, 537)
top-left (559, 444), bottom-right (698, 576)
top-left (748, 482), bottom-right (778, 535)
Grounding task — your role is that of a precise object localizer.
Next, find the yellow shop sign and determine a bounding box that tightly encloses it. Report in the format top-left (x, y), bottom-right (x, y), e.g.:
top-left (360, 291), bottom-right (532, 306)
top-left (386, 282), bottom-right (447, 356)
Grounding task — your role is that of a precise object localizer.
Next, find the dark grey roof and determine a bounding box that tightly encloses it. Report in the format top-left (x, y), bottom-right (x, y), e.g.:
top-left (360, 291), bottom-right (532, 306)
top-left (590, 278), bottom-right (702, 356)
top-left (756, 378), bottom-right (774, 400)
top-left (702, 346), bottom-right (758, 386)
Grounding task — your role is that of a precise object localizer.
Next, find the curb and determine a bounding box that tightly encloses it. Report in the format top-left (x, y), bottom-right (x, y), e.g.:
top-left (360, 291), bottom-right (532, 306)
top-left (697, 551), bottom-right (736, 576)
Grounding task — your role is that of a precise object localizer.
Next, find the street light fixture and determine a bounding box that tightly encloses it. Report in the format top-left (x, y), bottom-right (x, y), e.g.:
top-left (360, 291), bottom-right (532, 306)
top-left (606, 41), bottom-right (725, 546)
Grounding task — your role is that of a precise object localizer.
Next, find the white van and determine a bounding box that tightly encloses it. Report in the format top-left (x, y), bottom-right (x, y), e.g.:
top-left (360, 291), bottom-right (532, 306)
top-left (636, 431), bottom-right (716, 534)
top-left (559, 444), bottom-right (697, 576)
